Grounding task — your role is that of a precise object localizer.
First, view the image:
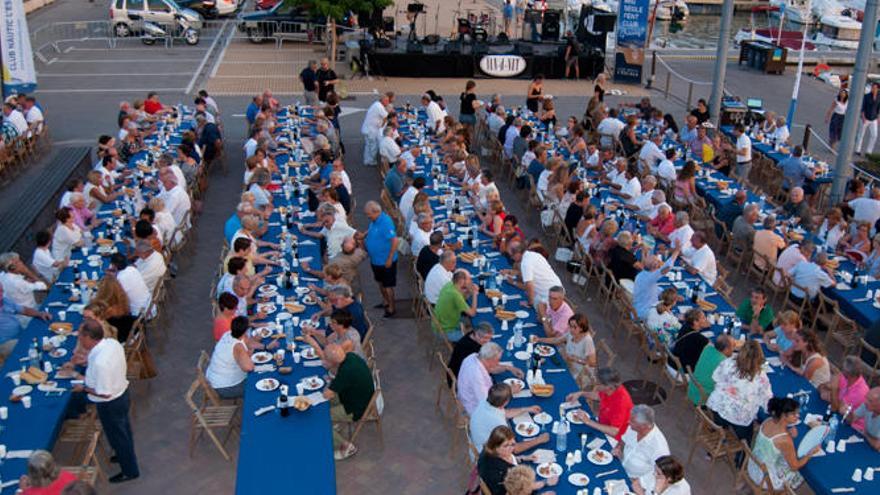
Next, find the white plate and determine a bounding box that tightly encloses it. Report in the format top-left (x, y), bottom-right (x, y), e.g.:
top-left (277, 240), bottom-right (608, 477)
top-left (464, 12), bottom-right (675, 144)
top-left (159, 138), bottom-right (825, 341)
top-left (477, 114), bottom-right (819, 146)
top-left (566, 409), bottom-right (587, 424)
top-left (301, 347), bottom-right (319, 360)
top-left (515, 421), bottom-right (540, 438)
top-left (533, 412), bottom-right (553, 425)
top-left (515, 310), bottom-right (530, 319)
top-left (251, 351), bottom-right (273, 364)
top-left (568, 472), bottom-right (590, 487)
top-left (798, 424), bottom-right (829, 457)
top-left (257, 303), bottom-right (277, 314)
top-left (535, 344), bottom-right (556, 357)
top-left (514, 351), bottom-right (531, 360)
top-left (300, 376), bottom-right (325, 391)
top-left (302, 295), bottom-right (318, 305)
top-left (587, 448), bottom-right (613, 465)
top-left (37, 381), bottom-right (59, 392)
top-left (49, 348), bottom-right (68, 358)
top-left (88, 260), bottom-right (101, 267)
top-left (295, 287), bottom-right (310, 295)
top-left (276, 312), bottom-right (292, 321)
top-left (87, 254), bottom-right (102, 262)
top-left (536, 462), bottom-right (563, 479)
top-left (259, 284), bottom-right (278, 294)
top-left (255, 378), bottom-right (279, 392)
top-left (504, 378), bottom-right (525, 390)
top-left (253, 327), bottom-right (274, 339)
top-left (12, 385), bottom-right (33, 396)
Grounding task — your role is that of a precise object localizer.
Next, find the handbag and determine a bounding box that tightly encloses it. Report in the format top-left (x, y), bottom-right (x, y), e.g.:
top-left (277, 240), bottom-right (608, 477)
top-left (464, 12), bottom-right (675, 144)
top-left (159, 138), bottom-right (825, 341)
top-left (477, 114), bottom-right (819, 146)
top-left (540, 209), bottom-right (555, 227)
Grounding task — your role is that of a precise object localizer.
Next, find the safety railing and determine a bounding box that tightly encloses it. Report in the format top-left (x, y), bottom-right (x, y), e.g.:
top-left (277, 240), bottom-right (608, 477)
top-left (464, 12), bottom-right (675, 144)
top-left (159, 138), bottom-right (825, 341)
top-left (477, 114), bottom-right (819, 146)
top-left (646, 51), bottom-right (731, 110)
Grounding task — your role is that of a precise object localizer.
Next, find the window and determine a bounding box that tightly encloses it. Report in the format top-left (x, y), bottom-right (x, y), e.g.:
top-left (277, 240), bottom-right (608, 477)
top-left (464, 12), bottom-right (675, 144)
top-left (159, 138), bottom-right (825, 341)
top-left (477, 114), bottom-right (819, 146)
top-left (147, 0), bottom-right (171, 12)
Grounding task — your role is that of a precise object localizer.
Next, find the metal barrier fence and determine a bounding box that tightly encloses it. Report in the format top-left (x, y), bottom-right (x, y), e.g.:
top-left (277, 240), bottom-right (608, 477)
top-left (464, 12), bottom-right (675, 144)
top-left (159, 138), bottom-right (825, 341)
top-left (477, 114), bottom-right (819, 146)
top-left (647, 51), bottom-right (720, 111)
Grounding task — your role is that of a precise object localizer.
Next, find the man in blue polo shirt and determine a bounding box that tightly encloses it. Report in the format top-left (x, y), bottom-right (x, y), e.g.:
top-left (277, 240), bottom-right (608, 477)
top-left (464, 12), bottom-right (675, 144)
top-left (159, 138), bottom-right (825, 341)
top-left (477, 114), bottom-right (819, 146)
top-left (245, 95), bottom-right (263, 126)
top-left (360, 201), bottom-right (399, 317)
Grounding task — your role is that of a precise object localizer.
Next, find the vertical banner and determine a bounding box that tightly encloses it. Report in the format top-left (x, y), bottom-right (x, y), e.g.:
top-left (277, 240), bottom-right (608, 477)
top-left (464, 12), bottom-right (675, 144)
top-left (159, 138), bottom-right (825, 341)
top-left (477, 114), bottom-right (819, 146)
top-left (0, 0), bottom-right (37, 97)
top-left (614, 0), bottom-right (649, 83)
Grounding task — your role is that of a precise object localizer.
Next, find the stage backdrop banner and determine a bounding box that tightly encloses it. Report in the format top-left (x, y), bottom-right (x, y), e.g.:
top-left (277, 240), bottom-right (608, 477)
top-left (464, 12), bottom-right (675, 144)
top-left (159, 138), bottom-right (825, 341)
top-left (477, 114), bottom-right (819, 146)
top-left (613, 0), bottom-right (649, 84)
top-left (0, 0), bottom-right (37, 97)
top-left (478, 54), bottom-right (528, 78)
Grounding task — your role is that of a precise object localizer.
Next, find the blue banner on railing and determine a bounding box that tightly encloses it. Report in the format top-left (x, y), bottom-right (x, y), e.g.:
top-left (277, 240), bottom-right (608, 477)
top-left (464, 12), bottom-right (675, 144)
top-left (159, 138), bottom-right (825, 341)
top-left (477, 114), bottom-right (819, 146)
top-left (614, 0), bottom-right (649, 84)
top-left (0, 0), bottom-right (37, 97)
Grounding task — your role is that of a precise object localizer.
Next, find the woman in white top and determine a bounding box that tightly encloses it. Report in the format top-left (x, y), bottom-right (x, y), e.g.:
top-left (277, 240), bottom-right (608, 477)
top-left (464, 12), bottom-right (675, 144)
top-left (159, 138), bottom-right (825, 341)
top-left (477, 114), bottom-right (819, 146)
top-left (633, 455), bottom-right (691, 495)
top-left (149, 197), bottom-right (176, 247)
top-left (533, 313), bottom-right (596, 380)
top-left (706, 341), bottom-right (773, 444)
top-left (33, 230), bottom-right (65, 283)
top-left (645, 288), bottom-right (681, 348)
top-left (748, 397), bottom-right (821, 491)
top-left (576, 205), bottom-right (601, 252)
top-left (826, 89), bottom-right (848, 148)
top-left (816, 207), bottom-right (847, 251)
top-left (84, 169), bottom-right (121, 212)
top-left (206, 317), bottom-right (262, 399)
top-left (785, 329), bottom-right (831, 388)
top-left (301, 309), bottom-right (365, 360)
top-left (51, 207), bottom-right (83, 261)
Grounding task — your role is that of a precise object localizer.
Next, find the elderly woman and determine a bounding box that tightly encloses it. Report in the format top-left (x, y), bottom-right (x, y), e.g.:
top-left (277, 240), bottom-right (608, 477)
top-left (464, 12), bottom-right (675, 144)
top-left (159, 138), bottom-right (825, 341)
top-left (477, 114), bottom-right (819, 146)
top-left (566, 367), bottom-right (633, 440)
top-left (607, 231), bottom-right (642, 282)
top-left (749, 397), bottom-right (821, 491)
top-left (817, 207), bottom-right (847, 251)
top-left (502, 465), bottom-right (556, 495)
top-left (646, 288), bottom-right (682, 347)
top-left (761, 111), bottom-right (778, 135)
top-left (706, 340), bottom-right (773, 445)
top-left (148, 197), bottom-right (176, 247)
top-left (785, 329), bottom-right (831, 388)
top-left (206, 316), bottom-right (267, 399)
top-left (478, 426), bottom-right (557, 495)
top-left (302, 309), bottom-right (365, 360)
top-left (84, 169), bottom-right (120, 210)
top-left (50, 207), bottom-right (83, 261)
top-left (247, 168), bottom-right (274, 211)
top-left (68, 192), bottom-right (97, 231)
top-left (591, 218), bottom-right (620, 264)
top-left (821, 355), bottom-right (870, 432)
top-left (862, 234), bottom-right (880, 277)
top-left (634, 456), bottom-right (691, 495)
top-left (18, 450), bottom-right (77, 495)
top-left (839, 221), bottom-right (873, 258)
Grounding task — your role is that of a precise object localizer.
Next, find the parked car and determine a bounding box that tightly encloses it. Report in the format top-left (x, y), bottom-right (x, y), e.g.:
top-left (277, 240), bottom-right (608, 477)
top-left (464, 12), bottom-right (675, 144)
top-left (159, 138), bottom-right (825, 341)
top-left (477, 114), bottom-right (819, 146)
top-left (254, 0), bottom-right (280, 11)
top-left (110, 0), bottom-right (203, 38)
top-left (237, 2), bottom-right (326, 43)
top-left (176, 0), bottom-right (241, 18)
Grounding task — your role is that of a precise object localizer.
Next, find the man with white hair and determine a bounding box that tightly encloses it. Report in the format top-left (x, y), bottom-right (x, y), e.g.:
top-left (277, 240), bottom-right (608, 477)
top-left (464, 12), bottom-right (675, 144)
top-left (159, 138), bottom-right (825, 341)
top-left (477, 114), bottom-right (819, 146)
top-left (488, 106), bottom-right (506, 135)
top-left (398, 145), bottom-right (421, 172)
top-left (425, 250), bottom-right (456, 304)
top-left (633, 248), bottom-right (680, 319)
top-left (666, 211), bottom-right (694, 250)
top-left (157, 167), bottom-right (191, 230)
top-left (682, 231), bottom-right (717, 285)
top-left (422, 94), bottom-right (445, 134)
top-left (400, 177), bottom-right (425, 228)
top-left (378, 126), bottom-right (401, 163)
top-left (849, 186), bottom-right (880, 233)
top-left (409, 213), bottom-right (434, 257)
top-left (133, 241), bottom-right (166, 294)
top-left (614, 404), bottom-right (670, 493)
top-left (638, 132), bottom-right (665, 174)
top-left (303, 204), bottom-right (356, 259)
top-left (0, 253), bottom-right (47, 326)
top-left (457, 342), bottom-right (524, 415)
top-left (331, 157), bottom-right (352, 195)
top-left (361, 92), bottom-right (393, 166)
top-left (626, 175), bottom-right (657, 212)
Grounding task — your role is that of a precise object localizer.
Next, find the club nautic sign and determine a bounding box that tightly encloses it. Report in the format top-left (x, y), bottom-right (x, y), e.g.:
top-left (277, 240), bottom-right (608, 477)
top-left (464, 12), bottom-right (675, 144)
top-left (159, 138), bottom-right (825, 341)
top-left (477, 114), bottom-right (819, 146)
top-left (479, 55), bottom-right (527, 78)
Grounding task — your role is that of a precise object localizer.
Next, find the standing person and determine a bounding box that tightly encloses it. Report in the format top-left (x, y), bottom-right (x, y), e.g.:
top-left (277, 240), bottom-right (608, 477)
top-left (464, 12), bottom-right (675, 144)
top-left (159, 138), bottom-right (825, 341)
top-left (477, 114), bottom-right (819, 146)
top-left (316, 57), bottom-right (339, 103)
top-left (857, 82), bottom-right (880, 156)
top-left (502, 0), bottom-right (515, 37)
top-left (826, 89), bottom-right (848, 149)
top-left (69, 319), bottom-right (139, 483)
top-left (360, 201), bottom-right (399, 317)
top-left (733, 123), bottom-right (752, 182)
top-left (525, 75), bottom-right (544, 114)
top-left (459, 80), bottom-right (479, 128)
top-left (299, 60), bottom-right (319, 106)
top-left (360, 92), bottom-right (393, 166)
top-left (564, 30), bottom-right (581, 80)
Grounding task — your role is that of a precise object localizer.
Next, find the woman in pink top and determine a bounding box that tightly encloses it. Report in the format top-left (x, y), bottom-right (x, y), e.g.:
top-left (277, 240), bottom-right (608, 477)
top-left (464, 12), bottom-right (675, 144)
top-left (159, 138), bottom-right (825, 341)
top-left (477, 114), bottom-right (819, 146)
top-left (673, 161), bottom-right (698, 206)
top-left (821, 356), bottom-right (869, 432)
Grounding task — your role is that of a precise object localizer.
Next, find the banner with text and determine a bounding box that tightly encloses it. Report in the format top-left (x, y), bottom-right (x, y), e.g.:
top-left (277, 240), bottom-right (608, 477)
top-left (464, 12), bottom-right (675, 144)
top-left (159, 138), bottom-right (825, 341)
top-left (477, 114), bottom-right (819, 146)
top-left (1, 0), bottom-right (37, 97)
top-left (614, 0), bottom-right (649, 83)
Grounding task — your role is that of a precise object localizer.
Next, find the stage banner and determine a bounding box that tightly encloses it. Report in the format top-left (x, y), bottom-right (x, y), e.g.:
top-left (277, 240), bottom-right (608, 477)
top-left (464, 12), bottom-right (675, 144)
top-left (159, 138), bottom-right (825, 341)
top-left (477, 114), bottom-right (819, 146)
top-left (0, 0), bottom-right (37, 97)
top-left (613, 0), bottom-right (649, 83)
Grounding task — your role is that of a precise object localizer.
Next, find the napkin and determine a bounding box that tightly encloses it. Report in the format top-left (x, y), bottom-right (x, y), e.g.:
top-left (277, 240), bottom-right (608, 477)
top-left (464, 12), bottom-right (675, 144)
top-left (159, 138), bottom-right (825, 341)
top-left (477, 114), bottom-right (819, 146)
top-left (305, 391), bottom-right (328, 405)
top-left (303, 360), bottom-right (323, 367)
top-left (831, 488), bottom-right (855, 493)
top-left (512, 411), bottom-right (532, 425)
top-left (0, 480), bottom-right (18, 489)
top-left (586, 438), bottom-right (606, 451)
top-left (506, 294), bottom-right (522, 301)
top-left (766, 357), bottom-right (782, 368)
top-left (544, 368), bottom-right (566, 373)
top-left (486, 252), bottom-right (501, 258)
top-left (299, 240), bottom-right (316, 246)
top-left (531, 449), bottom-right (557, 464)
top-left (299, 257), bottom-right (314, 264)
top-left (476, 307), bottom-right (493, 313)
top-left (804, 413), bottom-right (823, 425)
top-left (4, 450), bottom-right (33, 459)
top-left (254, 364), bottom-right (276, 373)
top-left (513, 389), bottom-right (533, 399)
top-left (255, 405), bottom-right (276, 416)
top-left (67, 304), bottom-right (84, 313)
top-left (521, 323), bottom-right (537, 329)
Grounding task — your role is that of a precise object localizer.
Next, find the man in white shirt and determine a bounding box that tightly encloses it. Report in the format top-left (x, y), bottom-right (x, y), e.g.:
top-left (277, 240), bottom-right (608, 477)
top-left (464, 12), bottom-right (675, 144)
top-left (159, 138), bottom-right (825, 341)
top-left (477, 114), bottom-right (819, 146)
top-left (0, 253), bottom-right (47, 326)
top-left (597, 109), bottom-right (626, 146)
top-left (22, 97), bottom-right (44, 133)
top-left (789, 252), bottom-right (835, 302)
top-left (110, 254), bottom-right (151, 316)
top-left (618, 168), bottom-right (642, 202)
top-left (378, 126), bottom-right (402, 163)
top-left (773, 242), bottom-right (811, 286)
top-left (32, 231), bottom-right (64, 283)
top-left (158, 168), bottom-right (191, 229)
top-left (474, 170), bottom-right (500, 209)
top-left (470, 383), bottom-right (546, 457)
top-left (503, 119), bottom-right (522, 160)
top-left (656, 148), bottom-right (677, 184)
top-left (332, 157), bottom-right (353, 194)
top-left (361, 92), bottom-right (392, 166)
top-left (627, 176), bottom-right (657, 213)
top-left (638, 132), bottom-right (665, 174)
top-left (615, 405), bottom-right (669, 493)
top-left (457, 342), bottom-right (523, 415)
top-left (70, 318), bottom-right (140, 483)
top-left (734, 124), bottom-right (753, 181)
top-left (243, 128), bottom-right (259, 158)
top-left (400, 177), bottom-right (425, 229)
top-left (667, 212), bottom-right (695, 250)
top-left (409, 213), bottom-right (434, 257)
top-left (773, 116), bottom-right (790, 144)
top-left (584, 143), bottom-right (600, 169)
top-left (849, 187), bottom-right (880, 233)
top-left (681, 231), bottom-right (717, 285)
top-left (509, 242), bottom-right (562, 306)
top-left (2, 103), bottom-right (27, 136)
top-left (605, 159), bottom-right (628, 189)
top-left (425, 251), bottom-right (456, 304)
top-left (133, 242), bottom-right (166, 294)
top-left (399, 146), bottom-right (421, 172)
top-left (318, 207), bottom-right (357, 259)
top-left (422, 94), bottom-right (446, 134)
top-left (487, 106), bottom-right (506, 135)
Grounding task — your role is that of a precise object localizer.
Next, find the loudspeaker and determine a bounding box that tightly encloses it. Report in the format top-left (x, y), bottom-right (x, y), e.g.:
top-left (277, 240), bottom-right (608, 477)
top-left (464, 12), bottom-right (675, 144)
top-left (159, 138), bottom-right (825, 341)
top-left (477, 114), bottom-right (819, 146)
top-left (406, 2), bottom-right (425, 13)
top-left (541, 10), bottom-right (561, 41)
top-left (591, 12), bottom-right (617, 33)
top-left (406, 40), bottom-right (423, 53)
top-left (523, 8), bottom-right (542, 23)
top-left (382, 16), bottom-right (394, 32)
top-left (515, 42), bottom-right (533, 56)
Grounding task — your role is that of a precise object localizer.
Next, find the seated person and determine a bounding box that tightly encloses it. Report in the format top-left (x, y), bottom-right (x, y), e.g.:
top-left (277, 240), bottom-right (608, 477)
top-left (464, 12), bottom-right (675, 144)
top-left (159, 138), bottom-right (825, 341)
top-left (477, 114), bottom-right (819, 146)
top-left (205, 316), bottom-right (267, 399)
top-left (566, 367), bottom-right (633, 440)
top-left (736, 288), bottom-right (775, 335)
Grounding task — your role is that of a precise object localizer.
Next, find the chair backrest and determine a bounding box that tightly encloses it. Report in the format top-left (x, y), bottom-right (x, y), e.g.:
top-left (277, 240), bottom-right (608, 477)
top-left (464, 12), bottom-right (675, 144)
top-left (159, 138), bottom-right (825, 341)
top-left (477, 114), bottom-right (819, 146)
top-left (596, 338), bottom-right (617, 368)
top-left (195, 355), bottom-right (223, 407)
top-left (738, 439), bottom-right (775, 493)
top-left (686, 366), bottom-right (708, 405)
top-left (438, 351), bottom-right (458, 394)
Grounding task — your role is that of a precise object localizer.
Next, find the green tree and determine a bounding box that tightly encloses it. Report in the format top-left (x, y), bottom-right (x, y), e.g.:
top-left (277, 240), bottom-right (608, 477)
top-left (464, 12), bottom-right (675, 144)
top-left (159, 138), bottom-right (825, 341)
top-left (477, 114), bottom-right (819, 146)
top-left (284, 0), bottom-right (392, 64)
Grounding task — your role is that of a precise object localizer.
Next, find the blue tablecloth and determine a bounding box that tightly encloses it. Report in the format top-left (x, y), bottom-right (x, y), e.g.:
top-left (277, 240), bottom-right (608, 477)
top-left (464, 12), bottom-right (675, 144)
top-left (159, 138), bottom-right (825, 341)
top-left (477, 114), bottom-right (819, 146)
top-left (0, 111), bottom-right (194, 493)
top-left (234, 111), bottom-right (336, 494)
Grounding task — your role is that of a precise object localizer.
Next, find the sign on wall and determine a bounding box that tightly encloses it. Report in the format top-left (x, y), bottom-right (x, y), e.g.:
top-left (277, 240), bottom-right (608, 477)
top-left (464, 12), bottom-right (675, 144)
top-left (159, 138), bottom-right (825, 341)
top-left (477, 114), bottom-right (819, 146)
top-left (0, 0), bottom-right (37, 97)
top-left (613, 0), bottom-right (649, 84)
top-left (478, 54), bottom-right (528, 78)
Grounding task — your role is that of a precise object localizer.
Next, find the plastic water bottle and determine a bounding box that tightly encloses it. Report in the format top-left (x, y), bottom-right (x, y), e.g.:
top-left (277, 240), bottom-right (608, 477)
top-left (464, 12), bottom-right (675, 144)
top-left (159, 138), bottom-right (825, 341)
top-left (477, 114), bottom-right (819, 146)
top-left (556, 418), bottom-right (569, 452)
top-left (731, 322), bottom-right (742, 340)
top-left (828, 414), bottom-right (840, 442)
top-left (28, 338), bottom-right (40, 369)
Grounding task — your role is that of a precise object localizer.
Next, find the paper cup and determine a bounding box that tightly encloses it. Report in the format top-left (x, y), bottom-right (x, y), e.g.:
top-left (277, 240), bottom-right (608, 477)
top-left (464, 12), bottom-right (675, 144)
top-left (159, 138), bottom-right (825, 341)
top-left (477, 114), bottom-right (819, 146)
top-left (865, 468), bottom-right (875, 481)
top-left (293, 352), bottom-right (301, 363)
top-left (22, 396), bottom-right (31, 409)
top-left (295, 383), bottom-right (304, 396)
top-left (11, 374), bottom-right (20, 386)
top-left (0, 406), bottom-right (8, 419)
top-left (58, 310), bottom-right (66, 321)
top-left (853, 468), bottom-right (863, 482)
top-left (0, 445), bottom-right (6, 458)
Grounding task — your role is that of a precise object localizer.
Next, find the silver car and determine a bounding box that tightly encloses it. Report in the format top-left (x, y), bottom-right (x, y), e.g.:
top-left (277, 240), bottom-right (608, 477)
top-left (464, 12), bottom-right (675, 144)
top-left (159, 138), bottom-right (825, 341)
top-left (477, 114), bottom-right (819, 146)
top-left (110, 0), bottom-right (203, 37)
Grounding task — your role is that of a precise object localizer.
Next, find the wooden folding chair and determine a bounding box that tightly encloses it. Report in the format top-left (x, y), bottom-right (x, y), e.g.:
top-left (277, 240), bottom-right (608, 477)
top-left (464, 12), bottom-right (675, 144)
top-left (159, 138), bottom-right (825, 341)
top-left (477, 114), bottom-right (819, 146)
top-left (61, 430), bottom-right (106, 485)
top-left (858, 338), bottom-right (880, 386)
top-left (56, 407), bottom-right (105, 466)
top-left (185, 379), bottom-right (240, 460)
top-left (687, 406), bottom-right (742, 477)
top-left (343, 367), bottom-right (384, 447)
top-left (736, 440), bottom-right (778, 494)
